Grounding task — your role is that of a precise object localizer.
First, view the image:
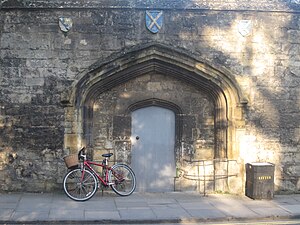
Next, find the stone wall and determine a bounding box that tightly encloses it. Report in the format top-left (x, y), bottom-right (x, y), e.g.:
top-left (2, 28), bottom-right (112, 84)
top-left (0, 0), bottom-right (299, 193)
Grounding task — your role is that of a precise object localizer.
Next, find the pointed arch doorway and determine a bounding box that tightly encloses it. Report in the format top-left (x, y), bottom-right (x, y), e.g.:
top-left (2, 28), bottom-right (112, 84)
top-left (131, 106), bottom-right (176, 192)
top-left (62, 43), bottom-right (248, 194)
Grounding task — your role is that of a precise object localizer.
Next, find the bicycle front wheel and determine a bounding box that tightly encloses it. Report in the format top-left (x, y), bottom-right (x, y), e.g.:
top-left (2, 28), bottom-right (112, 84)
top-left (109, 164), bottom-right (136, 196)
top-left (63, 168), bottom-right (97, 201)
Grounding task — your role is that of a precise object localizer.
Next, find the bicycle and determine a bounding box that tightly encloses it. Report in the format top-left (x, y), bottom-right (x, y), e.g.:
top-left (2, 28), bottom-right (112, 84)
top-left (63, 147), bottom-right (136, 201)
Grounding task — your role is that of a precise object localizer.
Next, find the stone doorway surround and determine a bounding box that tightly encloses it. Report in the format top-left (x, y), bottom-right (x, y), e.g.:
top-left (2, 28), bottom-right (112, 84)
top-left (61, 43), bottom-right (248, 193)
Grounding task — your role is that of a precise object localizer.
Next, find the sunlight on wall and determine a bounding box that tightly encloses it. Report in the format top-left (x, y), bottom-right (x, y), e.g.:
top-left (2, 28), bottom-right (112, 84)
top-left (238, 132), bottom-right (281, 163)
top-left (93, 103), bottom-right (100, 110)
top-left (251, 33), bottom-right (274, 75)
top-left (196, 15), bottom-right (295, 195)
top-left (238, 132), bottom-right (258, 163)
top-left (120, 92), bottom-right (131, 98)
top-left (201, 16), bottom-right (287, 166)
top-left (202, 18), bottom-right (279, 90)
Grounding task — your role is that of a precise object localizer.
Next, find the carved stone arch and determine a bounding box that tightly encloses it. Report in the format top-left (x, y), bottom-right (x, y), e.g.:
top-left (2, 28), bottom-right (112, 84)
top-left (62, 43), bottom-right (247, 166)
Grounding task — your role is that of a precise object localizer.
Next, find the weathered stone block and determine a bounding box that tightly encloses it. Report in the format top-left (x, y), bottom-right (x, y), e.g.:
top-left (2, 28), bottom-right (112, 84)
top-left (195, 147), bottom-right (214, 160)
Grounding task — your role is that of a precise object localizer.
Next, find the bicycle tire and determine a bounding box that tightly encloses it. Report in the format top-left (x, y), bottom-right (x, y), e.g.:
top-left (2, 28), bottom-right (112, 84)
top-left (63, 168), bottom-right (98, 201)
top-left (109, 164), bottom-right (136, 196)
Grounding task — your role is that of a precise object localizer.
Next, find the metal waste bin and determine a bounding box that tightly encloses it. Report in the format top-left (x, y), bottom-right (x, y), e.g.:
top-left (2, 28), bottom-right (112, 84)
top-left (245, 162), bottom-right (274, 200)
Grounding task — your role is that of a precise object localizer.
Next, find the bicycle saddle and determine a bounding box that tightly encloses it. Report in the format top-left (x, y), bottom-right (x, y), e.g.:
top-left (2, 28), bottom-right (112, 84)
top-left (102, 153), bottom-right (113, 158)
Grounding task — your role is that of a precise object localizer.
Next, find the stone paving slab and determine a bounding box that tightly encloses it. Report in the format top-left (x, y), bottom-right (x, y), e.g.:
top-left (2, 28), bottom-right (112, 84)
top-left (0, 209), bottom-right (14, 221)
top-left (119, 208), bottom-right (156, 220)
top-left (0, 192), bottom-right (299, 223)
top-left (85, 210), bottom-right (121, 220)
top-left (186, 208), bottom-right (226, 219)
top-left (152, 205), bottom-right (191, 219)
top-left (12, 211), bottom-right (50, 222)
top-left (279, 205), bottom-right (300, 215)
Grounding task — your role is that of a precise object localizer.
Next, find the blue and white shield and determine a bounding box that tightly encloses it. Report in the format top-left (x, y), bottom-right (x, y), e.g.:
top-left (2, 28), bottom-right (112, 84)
top-left (59, 17), bottom-right (73, 33)
top-left (145, 10), bottom-right (163, 34)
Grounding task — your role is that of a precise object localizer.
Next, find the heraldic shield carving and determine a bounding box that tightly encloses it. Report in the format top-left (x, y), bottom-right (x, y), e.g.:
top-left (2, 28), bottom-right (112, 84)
top-left (59, 17), bottom-right (73, 33)
top-left (238, 20), bottom-right (252, 37)
top-left (146, 10), bottom-right (163, 33)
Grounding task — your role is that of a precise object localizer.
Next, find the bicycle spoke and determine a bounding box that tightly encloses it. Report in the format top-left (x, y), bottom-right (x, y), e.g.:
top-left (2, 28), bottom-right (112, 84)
top-left (63, 168), bottom-right (98, 201)
top-left (109, 164), bottom-right (136, 196)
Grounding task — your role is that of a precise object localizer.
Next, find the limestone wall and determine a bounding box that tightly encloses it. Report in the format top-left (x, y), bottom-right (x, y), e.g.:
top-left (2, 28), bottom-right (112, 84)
top-left (0, 0), bottom-right (299, 193)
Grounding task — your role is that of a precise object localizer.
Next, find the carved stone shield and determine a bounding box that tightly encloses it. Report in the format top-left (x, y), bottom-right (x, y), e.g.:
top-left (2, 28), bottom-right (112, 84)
top-left (59, 17), bottom-right (73, 33)
top-left (145, 10), bottom-right (163, 34)
top-left (238, 20), bottom-right (252, 37)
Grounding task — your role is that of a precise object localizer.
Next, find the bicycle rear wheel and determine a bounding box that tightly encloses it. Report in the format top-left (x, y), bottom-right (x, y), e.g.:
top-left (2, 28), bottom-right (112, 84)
top-left (109, 164), bottom-right (136, 196)
top-left (63, 168), bottom-right (97, 201)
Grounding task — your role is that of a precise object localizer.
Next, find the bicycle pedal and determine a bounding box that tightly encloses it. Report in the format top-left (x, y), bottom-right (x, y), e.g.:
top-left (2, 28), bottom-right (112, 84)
top-left (107, 182), bottom-right (115, 185)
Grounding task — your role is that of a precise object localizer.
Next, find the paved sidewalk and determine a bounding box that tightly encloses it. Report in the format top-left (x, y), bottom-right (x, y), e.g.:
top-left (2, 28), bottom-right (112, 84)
top-left (0, 191), bottom-right (300, 224)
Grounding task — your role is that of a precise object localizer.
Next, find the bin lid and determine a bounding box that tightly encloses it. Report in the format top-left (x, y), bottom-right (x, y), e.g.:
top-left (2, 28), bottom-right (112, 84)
top-left (249, 162), bottom-right (274, 166)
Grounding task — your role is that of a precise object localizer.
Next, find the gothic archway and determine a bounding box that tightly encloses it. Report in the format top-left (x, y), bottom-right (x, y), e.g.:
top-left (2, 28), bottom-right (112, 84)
top-left (61, 43), bottom-right (247, 193)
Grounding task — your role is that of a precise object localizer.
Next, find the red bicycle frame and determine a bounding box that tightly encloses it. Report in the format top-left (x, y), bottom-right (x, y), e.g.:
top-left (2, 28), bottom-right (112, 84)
top-left (81, 160), bottom-right (112, 186)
